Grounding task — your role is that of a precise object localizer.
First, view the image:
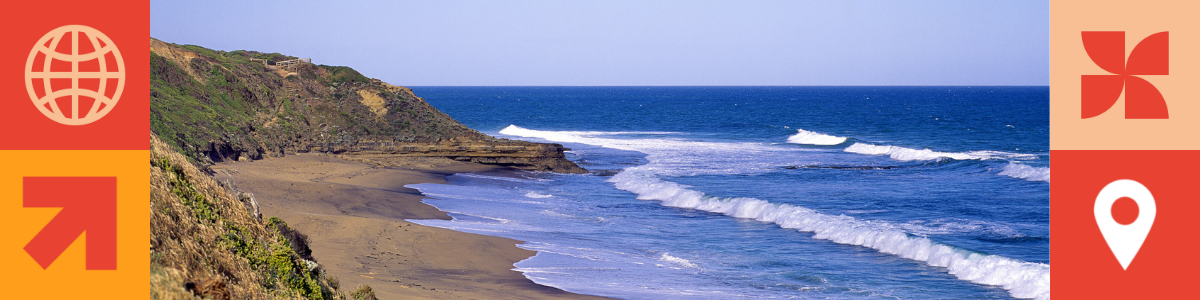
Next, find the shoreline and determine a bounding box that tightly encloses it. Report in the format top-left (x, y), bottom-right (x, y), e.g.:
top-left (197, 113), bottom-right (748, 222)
top-left (213, 153), bottom-right (607, 299)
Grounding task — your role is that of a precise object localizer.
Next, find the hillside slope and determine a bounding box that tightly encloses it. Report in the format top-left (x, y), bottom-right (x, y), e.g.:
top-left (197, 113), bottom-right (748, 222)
top-left (151, 134), bottom-right (359, 300)
top-left (150, 39), bottom-right (584, 173)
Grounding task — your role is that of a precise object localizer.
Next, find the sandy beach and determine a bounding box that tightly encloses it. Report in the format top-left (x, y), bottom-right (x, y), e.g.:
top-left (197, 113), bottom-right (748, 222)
top-left (213, 153), bottom-right (607, 299)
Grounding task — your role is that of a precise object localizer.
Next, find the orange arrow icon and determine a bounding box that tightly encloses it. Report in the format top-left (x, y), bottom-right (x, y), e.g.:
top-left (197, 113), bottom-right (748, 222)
top-left (23, 177), bottom-right (116, 270)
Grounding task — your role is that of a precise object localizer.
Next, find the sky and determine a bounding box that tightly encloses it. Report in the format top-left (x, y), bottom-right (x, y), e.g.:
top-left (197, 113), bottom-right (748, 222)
top-left (151, 0), bottom-right (1048, 86)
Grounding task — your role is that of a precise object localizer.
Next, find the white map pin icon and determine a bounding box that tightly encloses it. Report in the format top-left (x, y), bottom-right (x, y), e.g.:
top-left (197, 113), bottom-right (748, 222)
top-left (1094, 179), bottom-right (1156, 270)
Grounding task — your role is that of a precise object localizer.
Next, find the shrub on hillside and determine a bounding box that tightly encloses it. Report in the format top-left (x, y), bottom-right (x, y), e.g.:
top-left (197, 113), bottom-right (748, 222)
top-left (268, 217), bottom-right (315, 261)
top-left (351, 285), bottom-right (378, 300)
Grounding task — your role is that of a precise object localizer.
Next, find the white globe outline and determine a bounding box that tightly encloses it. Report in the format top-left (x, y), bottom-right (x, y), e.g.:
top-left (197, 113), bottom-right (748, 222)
top-left (24, 25), bottom-right (124, 126)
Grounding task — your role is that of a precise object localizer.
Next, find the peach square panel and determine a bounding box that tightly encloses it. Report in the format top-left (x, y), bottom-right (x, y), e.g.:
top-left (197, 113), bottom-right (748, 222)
top-left (1051, 0), bottom-right (1200, 150)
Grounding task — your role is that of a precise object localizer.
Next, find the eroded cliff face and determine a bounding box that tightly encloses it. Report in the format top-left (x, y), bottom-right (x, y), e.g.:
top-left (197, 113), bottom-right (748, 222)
top-left (150, 39), bottom-right (585, 173)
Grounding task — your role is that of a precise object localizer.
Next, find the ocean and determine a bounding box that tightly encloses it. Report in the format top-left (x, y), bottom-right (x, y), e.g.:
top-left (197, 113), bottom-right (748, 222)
top-left (406, 86), bottom-right (1050, 299)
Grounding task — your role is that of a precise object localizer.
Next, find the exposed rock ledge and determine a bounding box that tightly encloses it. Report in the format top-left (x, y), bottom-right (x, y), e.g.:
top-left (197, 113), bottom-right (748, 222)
top-left (317, 139), bottom-right (589, 174)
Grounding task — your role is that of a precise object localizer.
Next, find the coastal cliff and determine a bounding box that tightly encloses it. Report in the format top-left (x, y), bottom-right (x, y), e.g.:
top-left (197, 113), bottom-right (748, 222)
top-left (151, 134), bottom-right (347, 299)
top-left (150, 39), bottom-right (585, 173)
top-left (149, 39), bottom-right (602, 299)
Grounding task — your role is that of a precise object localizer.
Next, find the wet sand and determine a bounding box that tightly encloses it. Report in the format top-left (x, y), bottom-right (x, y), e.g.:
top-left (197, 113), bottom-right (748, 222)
top-left (213, 153), bottom-right (607, 299)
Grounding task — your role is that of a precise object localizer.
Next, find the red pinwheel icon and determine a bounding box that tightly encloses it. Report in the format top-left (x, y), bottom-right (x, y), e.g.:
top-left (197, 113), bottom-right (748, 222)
top-left (1081, 31), bottom-right (1168, 119)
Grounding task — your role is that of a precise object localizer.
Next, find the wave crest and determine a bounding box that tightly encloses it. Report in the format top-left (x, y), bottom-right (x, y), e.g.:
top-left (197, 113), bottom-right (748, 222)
top-left (499, 125), bottom-right (1049, 299)
top-left (999, 163), bottom-right (1050, 182)
top-left (659, 253), bottom-right (700, 269)
top-left (786, 129), bottom-right (847, 145)
top-left (525, 191), bottom-right (554, 198)
top-left (609, 169), bottom-right (1049, 300)
top-left (844, 143), bottom-right (1037, 161)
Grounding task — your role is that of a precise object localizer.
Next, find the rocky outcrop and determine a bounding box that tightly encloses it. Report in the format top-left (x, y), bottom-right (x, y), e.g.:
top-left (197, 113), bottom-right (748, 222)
top-left (331, 139), bottom-right (588, 173)
top-left (149, 38), bottom-right (586, 173)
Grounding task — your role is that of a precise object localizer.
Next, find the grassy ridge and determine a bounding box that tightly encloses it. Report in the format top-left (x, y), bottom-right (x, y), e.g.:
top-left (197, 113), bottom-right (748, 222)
top-left (150, 39), bottom-right (487, 166)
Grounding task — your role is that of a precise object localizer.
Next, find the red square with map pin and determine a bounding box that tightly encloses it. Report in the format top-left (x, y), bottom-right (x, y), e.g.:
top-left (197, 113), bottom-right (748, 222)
top-left (1050, 150), bottom-right (1200, 298)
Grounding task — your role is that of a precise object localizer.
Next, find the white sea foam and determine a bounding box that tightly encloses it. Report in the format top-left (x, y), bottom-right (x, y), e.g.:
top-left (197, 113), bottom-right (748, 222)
top-left (659, 253), bottom-right (700, 269)
top-left (419, 191), bottom-right (543, 204)
top-left (610, 170), bottom-right (1049, 299)
top-left (900, 219), bottom-right (1029, 239)
top-left (525, 191), bottom-right (554, 198)
top-left (501, 125), bottom-right (1050, 300)
top-left (843, 209), bottom-right (888, 214)
top-left (457, 173), bottom-right (546, 183)
top-left (451, 212), bottom-right (515, 224)
top-left (999, 163), bottom-right (1050, 182)
top-left (786, 129), bottom-right (847, 145)
top-left (844, 143), bottom-right (1037, 161)
top-left (502, 125), bottom-right (805, 176)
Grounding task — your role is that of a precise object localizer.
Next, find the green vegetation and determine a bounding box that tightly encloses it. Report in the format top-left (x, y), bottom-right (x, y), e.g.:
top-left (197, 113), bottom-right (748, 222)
top-left (150, 40), bottom-right (487, 166)
top-left (319, 65), bottom-right (371, 85)
top-left (178, 44), bottom-right (226, 60)
top-left (350, 285), bottom-right (378, 300)
top-left (151, 147), bottom-right (338, 299)
top-left (151, 51), bottom-right (259, 163)
top-left (219, 217), bottom-right (328, 300)
top-left (154, 157), bottom-right (218, 223)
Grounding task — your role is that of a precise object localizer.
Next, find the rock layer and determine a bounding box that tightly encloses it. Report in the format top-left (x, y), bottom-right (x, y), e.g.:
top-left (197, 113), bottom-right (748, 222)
top-left (333, 140), bottom-right (588, 173)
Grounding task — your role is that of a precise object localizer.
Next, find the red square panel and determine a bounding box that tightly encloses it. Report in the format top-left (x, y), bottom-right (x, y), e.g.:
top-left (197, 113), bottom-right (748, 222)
top-left (1051, 150), bottom-right (1200, 298)
top-left (0, 1), bottom-right (148, 150)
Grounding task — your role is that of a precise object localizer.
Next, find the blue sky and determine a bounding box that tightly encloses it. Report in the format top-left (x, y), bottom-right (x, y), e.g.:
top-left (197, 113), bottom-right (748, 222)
top-left (151, 1), bottom-right (1048, 86)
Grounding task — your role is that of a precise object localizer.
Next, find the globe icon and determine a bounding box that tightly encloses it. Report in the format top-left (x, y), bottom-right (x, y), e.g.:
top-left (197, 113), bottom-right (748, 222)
top-left (24, 25), bottom-right (124, 126)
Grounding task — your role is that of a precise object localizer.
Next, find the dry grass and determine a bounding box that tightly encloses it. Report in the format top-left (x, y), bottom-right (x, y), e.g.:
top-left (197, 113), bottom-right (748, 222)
top-left (350, 285), bottom-right (378, 300)
top-left (150, 133), bottom-right (352, 299)
top-left (150, 39), bottom-right (205, 83)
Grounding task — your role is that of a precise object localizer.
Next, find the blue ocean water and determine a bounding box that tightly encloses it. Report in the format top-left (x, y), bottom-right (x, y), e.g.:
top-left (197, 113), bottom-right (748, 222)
top-left (406, 87), bottom-right (1050, 299)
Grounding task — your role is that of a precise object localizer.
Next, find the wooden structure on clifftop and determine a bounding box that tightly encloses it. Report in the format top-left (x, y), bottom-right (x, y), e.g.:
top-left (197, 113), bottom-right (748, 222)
top-left (275, 58), bottom-right (311, 71)
top-left (250, 57), bottom-right (312, 71)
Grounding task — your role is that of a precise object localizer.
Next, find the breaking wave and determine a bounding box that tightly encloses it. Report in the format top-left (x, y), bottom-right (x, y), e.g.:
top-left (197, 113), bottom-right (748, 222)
top-left (659, 253), bottom-right (700, 269)
top-left (844, 143), bottom-right (1037, 161)
top-left (525, 191), bottom-right (554, 198)
top-left (610, 170), bottom-right (1049, 299)
top-left (502, 125), bottom-right (1049, 299)
top-left (999, 163), bottom-right (1050, 182)
top-left (786, 129), bottom-right (847, 145)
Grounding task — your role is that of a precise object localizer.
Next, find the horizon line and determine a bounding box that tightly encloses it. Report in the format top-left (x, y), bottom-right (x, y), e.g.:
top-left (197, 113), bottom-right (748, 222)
top-left (403, 85), bottom-right (1050, 87)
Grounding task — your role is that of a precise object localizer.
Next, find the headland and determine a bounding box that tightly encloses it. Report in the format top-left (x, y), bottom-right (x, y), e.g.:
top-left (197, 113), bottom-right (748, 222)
top-left (148, 38), bottom-right (601, 299)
